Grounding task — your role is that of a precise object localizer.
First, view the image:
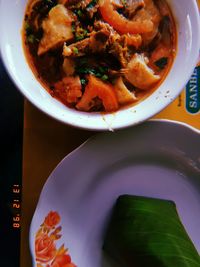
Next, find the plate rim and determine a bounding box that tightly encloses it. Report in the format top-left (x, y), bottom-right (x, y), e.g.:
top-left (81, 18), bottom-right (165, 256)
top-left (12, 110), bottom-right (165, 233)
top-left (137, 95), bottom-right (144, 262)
top-left (29, 119), bottom-right (200, 266)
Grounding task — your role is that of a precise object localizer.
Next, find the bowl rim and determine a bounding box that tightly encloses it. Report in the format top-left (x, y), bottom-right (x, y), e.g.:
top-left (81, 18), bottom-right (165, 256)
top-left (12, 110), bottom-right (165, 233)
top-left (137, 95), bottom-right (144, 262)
top-left (0, 0), bottom-right (200, 131)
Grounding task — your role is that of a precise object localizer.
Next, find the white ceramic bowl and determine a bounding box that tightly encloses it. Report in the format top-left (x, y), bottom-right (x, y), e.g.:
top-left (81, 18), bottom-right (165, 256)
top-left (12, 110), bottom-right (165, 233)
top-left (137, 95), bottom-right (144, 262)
top-left (0, 0), bottom-right (200, 131)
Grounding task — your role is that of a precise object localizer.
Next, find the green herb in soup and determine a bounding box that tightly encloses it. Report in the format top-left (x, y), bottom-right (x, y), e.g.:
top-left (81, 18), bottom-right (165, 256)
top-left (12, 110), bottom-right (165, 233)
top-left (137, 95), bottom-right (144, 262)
top-left (23, 0), bottom-right (176, 112)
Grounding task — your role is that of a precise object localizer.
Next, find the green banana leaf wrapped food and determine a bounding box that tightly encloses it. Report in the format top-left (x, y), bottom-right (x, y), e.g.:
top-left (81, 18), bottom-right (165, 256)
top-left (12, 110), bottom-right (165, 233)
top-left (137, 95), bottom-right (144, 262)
top-left (103, 195), bottom-right (200, 267)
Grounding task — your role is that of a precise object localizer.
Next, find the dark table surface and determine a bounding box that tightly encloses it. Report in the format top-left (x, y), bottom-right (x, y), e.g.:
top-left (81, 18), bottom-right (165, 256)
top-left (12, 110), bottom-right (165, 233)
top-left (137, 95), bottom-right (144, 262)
top-left (0, 57), bottom-right (23, 267)
top-left (0, 57), bottom-right (93, 267)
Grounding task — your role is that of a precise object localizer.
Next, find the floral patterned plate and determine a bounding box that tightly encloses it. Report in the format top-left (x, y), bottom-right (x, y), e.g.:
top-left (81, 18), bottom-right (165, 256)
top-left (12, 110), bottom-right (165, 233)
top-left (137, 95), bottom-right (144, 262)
top-left (30, 120), bottom-right (200, 267)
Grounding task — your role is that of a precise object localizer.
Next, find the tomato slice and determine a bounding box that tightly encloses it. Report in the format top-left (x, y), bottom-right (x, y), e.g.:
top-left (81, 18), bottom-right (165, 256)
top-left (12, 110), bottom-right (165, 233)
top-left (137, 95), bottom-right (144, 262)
top-left (76, 75), bottom-right (119, 112)
top-left (99, 0), bottom-right (153, 34)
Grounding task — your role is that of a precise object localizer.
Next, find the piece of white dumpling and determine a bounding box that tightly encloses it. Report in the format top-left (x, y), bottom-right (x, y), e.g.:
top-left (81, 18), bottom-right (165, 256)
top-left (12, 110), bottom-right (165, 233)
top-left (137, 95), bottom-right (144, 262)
top-left (38, 5), bottom-right (74, 55)
top-left (125, 53), bottom-right (160, 90)
top-left (114, 77), bottom-right (137, 105)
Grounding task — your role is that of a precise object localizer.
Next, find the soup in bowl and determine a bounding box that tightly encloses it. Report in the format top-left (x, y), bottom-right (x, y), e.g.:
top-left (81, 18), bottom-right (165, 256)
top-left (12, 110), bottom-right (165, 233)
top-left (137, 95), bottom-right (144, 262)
top-left (0, 0), bottom-right (199, 130)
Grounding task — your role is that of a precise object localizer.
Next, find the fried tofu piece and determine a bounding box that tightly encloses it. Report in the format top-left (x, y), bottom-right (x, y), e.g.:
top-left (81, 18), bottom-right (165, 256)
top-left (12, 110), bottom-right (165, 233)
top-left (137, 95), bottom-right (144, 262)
top-left (125, 53), bottom-right (160, 89)
top-left (114, 77), bottom-right (137, 105)
top-left (38, 5), bottom-right (74, 55)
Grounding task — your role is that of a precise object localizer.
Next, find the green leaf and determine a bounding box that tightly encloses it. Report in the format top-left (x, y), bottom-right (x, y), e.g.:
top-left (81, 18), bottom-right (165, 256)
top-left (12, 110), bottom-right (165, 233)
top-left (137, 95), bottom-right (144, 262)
top-left (27, 34), bottom-right (36, 44)
top-left (121, 0), bottom-right (127, 6)
top-left (72, 47), bottom-right (79, 55)
top-left (80, 78), bottom-right (87, 85)
top-left (71, 22), bottom-right (76, 33)
top-left (86, 0), bottom-right (97, 9)
top-left (101, 74), bottom-right (109, 81)
top-left (24, 21), bottom-right (30, 31)
top-left (154, 57), bottom-right (168, 69)
top-left (103, 195), bottom-right (200, 267)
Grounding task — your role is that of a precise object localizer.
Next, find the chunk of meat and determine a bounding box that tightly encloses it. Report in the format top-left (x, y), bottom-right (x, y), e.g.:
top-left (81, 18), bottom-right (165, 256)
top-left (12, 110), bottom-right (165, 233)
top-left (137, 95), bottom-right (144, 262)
top-left (109, 33), bottom-right (142, 67)
top-left (95, 21), bottom-right (126, 66)
top-left (65, 0), bottom-right (93, 8)
top-left (54, 76), bottom-right (82, 104)
top-left (124, 34), bottom-right (142, 48)
top-left (125, 0), bottom-right (145, 19)
top-left (94, 21), bottom-right (142, 66)
top-left (76, 75), bottom-right (119, 112)
top-left (94, 20), bottom-right (120, 45)
top-left (141, 0), bottom-right (161, 25)
top-left (114, 77), bottom-right (137, 105)
top-left (63, 27), bottom-right (111, 57)
top-left (38, 5), bottom-right (74, 55)
top-left (133, 0), bottom-right (161, 45)
top-left (89, 29), bottom-right (111, 52)
top-left (67, 38), bottom-right (90, 57)
top-left (94, 20), bottom-right (118, 35)
top-left (124, 53), bottom-right (160, 89)
top-left (109, 41), bottom-right (128, 67)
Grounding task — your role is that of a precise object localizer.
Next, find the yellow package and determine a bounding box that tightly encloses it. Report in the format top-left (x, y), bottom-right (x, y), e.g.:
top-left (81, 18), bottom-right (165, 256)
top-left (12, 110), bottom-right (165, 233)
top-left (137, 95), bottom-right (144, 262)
top-left (155, 1), bottom-right (200, 130)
